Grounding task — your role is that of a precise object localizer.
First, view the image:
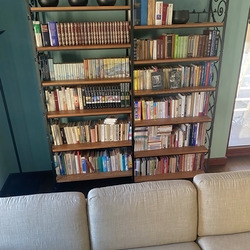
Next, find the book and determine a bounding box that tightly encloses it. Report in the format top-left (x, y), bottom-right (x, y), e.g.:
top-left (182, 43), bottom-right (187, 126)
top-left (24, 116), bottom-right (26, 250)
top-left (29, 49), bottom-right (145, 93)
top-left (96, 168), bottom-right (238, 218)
top-left (33, 21), bottom-right (43, 47)
top-left (162, 3), bottom-right (168, 25)
top-left (155, 1), bottom-right (163, 25)
top-left (147, 0), bottom-right (156, 25)
top-left (167, 3), bottom-right (173, 25)
top-left (48, 21), bottom-right (59, 46)
top-left (151, 71), bottom-right (164, 90)
top-left (134, 0), bottom-right (141, 26)
top-left (40, 24), bottom-right (51, 46)
top-left (140, 0), bottom-right (148, 25)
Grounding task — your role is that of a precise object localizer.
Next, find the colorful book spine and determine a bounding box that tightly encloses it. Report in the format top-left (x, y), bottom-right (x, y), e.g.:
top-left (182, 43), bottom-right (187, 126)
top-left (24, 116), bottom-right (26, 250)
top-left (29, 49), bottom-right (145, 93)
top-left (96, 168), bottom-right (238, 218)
top-left (140, 0), bottom-right (148, 25)
top-left (33, 21), bottom-right (43, 47)
top-left (48, 21), bottom-right (59, 46)
top-left (134, 0), bottom-right (141, 26)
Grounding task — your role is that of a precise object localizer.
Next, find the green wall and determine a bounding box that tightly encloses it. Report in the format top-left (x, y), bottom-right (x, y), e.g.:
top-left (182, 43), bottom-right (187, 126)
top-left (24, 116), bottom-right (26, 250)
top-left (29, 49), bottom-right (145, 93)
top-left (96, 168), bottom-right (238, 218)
top-left (0, 0), bottom-right (52, 190)
top-left (211, 1), bottom-right (249, 157)
top-left (0, 0), bottom-right (248, 189)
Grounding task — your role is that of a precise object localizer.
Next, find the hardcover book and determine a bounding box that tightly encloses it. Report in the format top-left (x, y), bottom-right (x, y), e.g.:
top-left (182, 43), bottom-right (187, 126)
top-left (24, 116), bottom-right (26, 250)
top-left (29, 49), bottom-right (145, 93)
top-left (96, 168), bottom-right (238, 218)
top-left (40, 24), bottom-right (51, 47)
top-left (48, 21), bottom-right (59, 46)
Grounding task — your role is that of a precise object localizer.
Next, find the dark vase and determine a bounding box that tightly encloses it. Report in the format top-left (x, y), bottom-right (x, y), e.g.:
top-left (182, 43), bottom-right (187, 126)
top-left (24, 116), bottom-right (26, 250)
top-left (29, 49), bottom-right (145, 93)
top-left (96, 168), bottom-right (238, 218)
top-left (68, 0), bottom-right (88, 6)
top-left (172, 10), bottom-right (190, 24)
top-left (96, 0), bottom-right (116, 6)
top-left (38, 0), bottom-right (59, 7)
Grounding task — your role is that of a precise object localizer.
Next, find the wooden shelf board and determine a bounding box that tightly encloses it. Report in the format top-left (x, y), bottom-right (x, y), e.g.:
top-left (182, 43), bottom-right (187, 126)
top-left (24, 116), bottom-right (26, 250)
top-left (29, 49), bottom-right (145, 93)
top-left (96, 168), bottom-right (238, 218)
top-left (30, 6), bottom-right (130, 12)
top-left (47, 107), bottom-right (131, 118)
top-left (135, 116), bottom-right (211, 127)
top-left (37, 44), bottom-right (131, 51)
top-left (52, 140), bottom-right (132, 152)
top-left (56, 169), bottom-right (132, 183)
top-left (134, 57), bottom-right (219, 65)
top-left (134, 146), bottom-right (208, 158)
top-left (134, 170), bottom-right (205, 182)
top-left (133, 22), bottom-right (223, 30)
top-left (134, 86), bottom-right (216, 96)
top-left (42, 77), bottom-right (132, 87)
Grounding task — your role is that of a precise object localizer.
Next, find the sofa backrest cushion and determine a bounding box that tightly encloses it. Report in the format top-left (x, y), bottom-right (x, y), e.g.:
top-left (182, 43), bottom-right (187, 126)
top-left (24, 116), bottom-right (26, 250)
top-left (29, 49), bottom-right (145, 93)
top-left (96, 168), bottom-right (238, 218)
top-left (0, 192), bottom-right (90, 250)
top-left (193, 170), bottom-right (250, 237)
top-left (87, 180), bottom-right (197, 250)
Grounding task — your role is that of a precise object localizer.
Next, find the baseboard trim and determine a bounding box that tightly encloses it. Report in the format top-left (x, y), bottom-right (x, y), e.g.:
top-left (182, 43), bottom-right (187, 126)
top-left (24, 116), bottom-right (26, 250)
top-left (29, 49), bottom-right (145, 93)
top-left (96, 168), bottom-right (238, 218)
top-left (207, 157), bottom-right (228, 166)
top-left (227, 146), bottom-right (250, 157)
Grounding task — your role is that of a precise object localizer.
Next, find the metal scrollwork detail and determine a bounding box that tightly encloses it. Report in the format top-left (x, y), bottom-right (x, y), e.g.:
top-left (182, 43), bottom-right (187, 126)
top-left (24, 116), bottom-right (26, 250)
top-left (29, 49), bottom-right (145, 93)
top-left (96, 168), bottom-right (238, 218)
top-left (211, 0), bottom-right (227, 22)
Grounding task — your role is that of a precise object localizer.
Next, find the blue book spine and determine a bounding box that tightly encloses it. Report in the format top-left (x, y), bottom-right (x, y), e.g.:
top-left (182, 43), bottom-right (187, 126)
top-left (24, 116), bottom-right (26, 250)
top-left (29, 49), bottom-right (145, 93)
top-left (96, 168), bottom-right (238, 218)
top-left (102, 156), bottom-right (107, 172)
top-left (140, 0), bottom-right (148, 25)
top-left (134, 0), bottom-right (141, 26)
top-left (81, 157), bottom-right (87, 173)
top-left (208, 61), bottom-right (214, 86)
top-left (210, 30), bottom-right (217, 56)
top-left (48, 21), bottom-right (59, 46)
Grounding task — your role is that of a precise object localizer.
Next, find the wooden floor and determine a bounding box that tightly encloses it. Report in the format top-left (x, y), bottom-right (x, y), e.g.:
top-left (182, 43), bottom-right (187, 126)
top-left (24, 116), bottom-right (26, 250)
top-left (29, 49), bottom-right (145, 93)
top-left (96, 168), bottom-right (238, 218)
top-left (207, 155), bottom-right (250, 173)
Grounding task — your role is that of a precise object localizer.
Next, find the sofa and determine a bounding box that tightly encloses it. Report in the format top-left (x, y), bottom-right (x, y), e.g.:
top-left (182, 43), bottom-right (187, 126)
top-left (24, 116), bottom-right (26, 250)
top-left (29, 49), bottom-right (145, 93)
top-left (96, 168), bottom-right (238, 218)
top-left (0, 170), bottom-right (250, 250)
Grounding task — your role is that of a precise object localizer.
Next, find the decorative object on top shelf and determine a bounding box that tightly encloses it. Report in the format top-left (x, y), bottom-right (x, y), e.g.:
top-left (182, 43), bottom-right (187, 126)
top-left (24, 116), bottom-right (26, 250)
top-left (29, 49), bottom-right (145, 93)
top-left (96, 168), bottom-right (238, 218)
top-left (38, 0), bottom-right (59, 7)
top-left (96, 0), bottom-right (116, 6)
top-left (68, 0), bottom-right (88, 6)
top-left (172, 10), bottom-right (189, 24)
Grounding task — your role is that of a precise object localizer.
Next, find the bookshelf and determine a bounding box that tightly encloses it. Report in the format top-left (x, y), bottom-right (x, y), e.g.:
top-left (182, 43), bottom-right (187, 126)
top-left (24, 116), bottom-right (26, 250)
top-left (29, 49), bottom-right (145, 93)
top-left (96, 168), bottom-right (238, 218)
top-left (28, 0), bottom-right (229, 185)
top-left (28, 0), bottom-right (133, 183)
top-left (131, 0), bottom-right (229, 181)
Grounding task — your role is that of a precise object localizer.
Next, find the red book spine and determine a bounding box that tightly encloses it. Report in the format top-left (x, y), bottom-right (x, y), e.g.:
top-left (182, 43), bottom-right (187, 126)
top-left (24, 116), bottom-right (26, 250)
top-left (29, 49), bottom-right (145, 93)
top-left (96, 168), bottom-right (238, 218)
top-left (53, 90), bottom-right (59, 111)
top-left (162, 3), bottom-right (168, 25)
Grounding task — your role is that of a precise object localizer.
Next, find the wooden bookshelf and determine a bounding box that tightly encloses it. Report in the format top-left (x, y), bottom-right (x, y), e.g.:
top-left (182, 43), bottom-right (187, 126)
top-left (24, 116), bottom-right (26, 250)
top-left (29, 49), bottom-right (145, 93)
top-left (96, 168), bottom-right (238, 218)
top-left (134, 57), bottom-right (219, 65)
top-left (47, 107), bottom-right (131, 118)
top-left (135, 116), bottom-right (211, 127)
top-left (133, 22), bottom-right (223, 30)
top-left (134, 146), bottom-right (208, 158)
top-left (37, 44), bottom-right (131, 51)
top-left (52, 140), bottom-right (132, 152)
top-left (134, 170), bottom-right (205, 182)
top-left (30, 6), bottom-right (130, 12)
top-left (42, 77), bottom-right (132, 87)
top-left (134, 86), bottom-right (216, 96)
top-left (56, 169), bottom-right (132, 183)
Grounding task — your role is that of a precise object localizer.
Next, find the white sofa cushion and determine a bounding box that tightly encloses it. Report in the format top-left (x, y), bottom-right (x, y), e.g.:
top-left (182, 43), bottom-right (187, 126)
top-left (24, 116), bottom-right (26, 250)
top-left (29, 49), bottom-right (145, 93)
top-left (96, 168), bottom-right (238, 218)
top-left (197, 232), bottom-right (250, 250)
top-left (193, 170), bottom-right (250, 236)
top-left (87, 180), bottom-right (197, 250)
top-left (129, 242), bottom-right (201, 250)
top-left (0, 192), bottom-right (90, 250)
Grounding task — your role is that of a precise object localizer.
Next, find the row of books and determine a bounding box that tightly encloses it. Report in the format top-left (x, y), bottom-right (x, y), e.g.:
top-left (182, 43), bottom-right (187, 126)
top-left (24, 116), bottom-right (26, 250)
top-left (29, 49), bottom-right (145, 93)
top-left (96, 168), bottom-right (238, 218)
top-left (54, 148), bottom-right (132, 176)
top-left (51, 119), bottom-right (132, 146)
top-left (134, 153), bottom-right (205, 176)
top-left (133, 0), bottom-right (173, 26)
top-left (134, 92), bottom-right (209, 120)
top-left (134, 123), bottom-right (207, 151)
top-left (44, 83), bottom-right (131, 112)
top-left (134, 30), bottom-right (220, 60)
top-left (33, 21), bottom-right (130, 47)
top-left (39, 54), bottom-right (130, 82)
top-left (134, 62), bottom-right (214, 90)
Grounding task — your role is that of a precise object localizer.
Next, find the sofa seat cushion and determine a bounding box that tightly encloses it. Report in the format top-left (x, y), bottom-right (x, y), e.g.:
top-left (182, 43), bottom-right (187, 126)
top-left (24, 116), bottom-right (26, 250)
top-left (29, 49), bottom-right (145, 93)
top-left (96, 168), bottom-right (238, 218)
top-left (87, 180), bottom-right (197, 250)
top-left (0, 192), bottom-right (90, 250)
top-left (193, 171), bottom-right (250, 236)
top-left (197, 231), bottom-right (250, 250)
top-left (128, 242), bottom-right (201, 250)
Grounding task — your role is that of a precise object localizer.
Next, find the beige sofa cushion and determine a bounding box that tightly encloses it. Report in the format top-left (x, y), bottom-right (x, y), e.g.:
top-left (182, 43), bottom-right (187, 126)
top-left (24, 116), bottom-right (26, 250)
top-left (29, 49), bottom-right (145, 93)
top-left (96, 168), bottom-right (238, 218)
top-left (129, 242), bottom-right (201, 250)
top-left (197, 232), bottom-right (250, 250)
top-left (193, 170), bottom-right (250, 236)
top-left (87, 180), bottom-right (197, 250)
top-left (0, 192), bottom-right (90, 250)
